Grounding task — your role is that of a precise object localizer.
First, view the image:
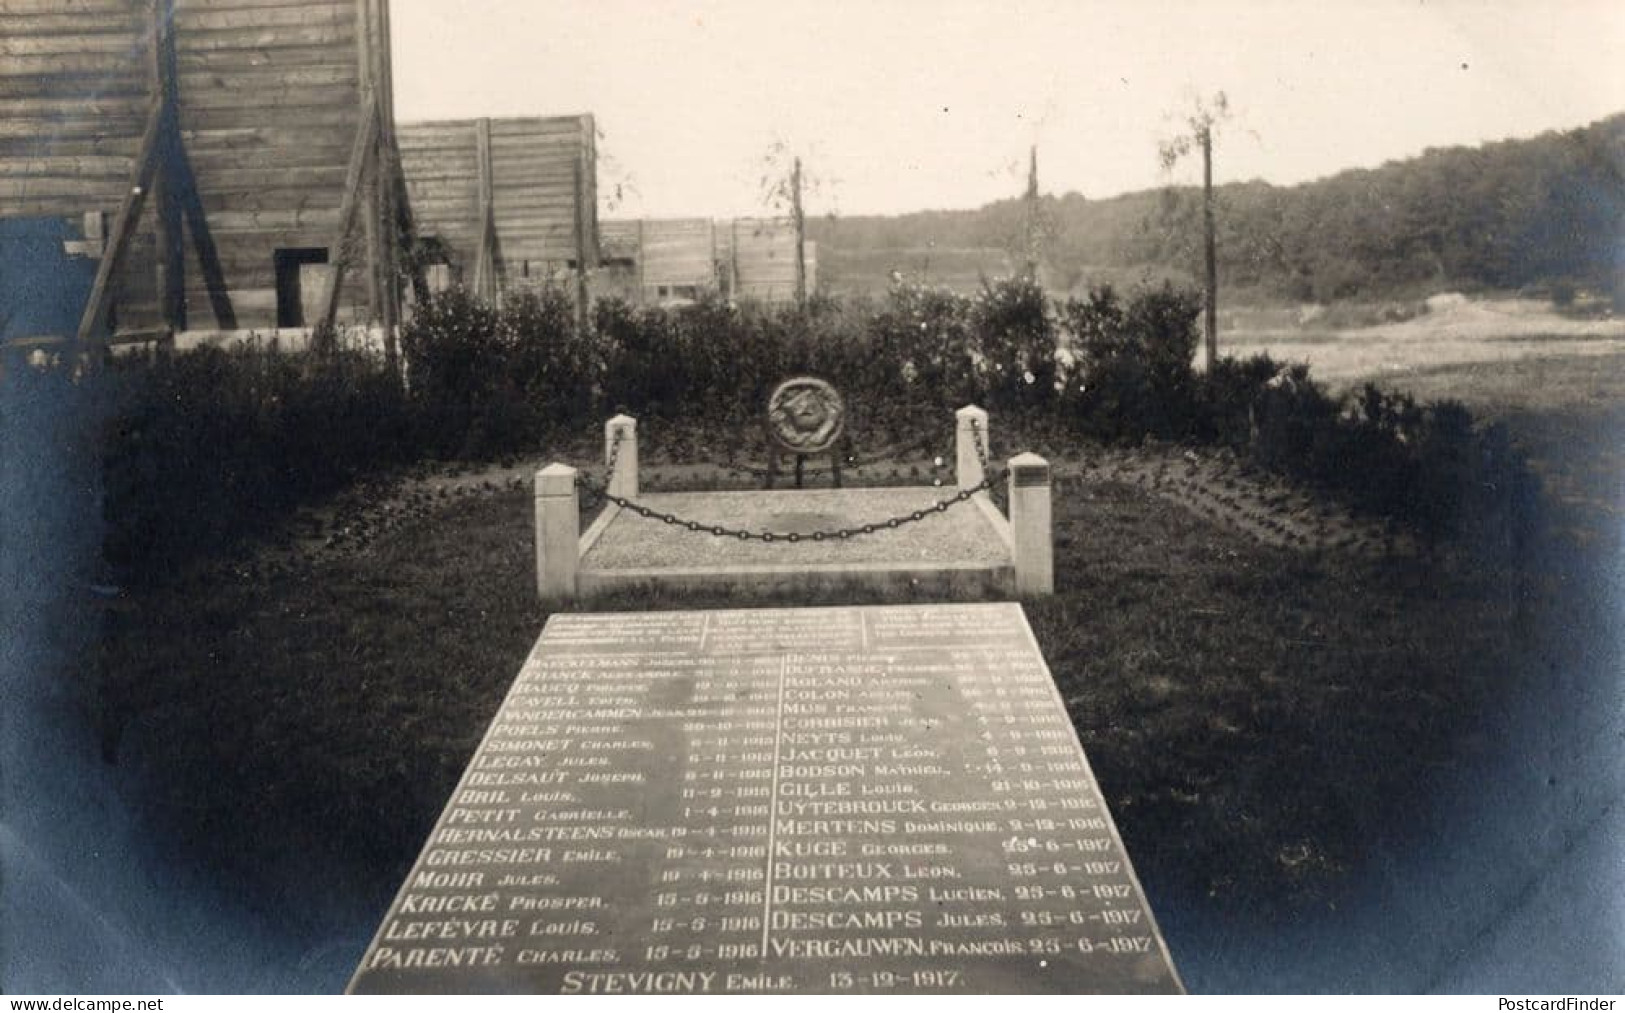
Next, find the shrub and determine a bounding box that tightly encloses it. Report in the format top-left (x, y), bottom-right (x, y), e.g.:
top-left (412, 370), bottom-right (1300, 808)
top-left (399, 286), bottom-right (502, 455)
top-left (1125, 281), bottom-right (1202, 431)
top-left (1058, 282), bottom-right (1202, 439)
top-left (102, 341), bottom-right (411, 579)
top-left (1227, 365), bottom-right (1540, 542)
top-left (1058, 285), bottom-right (1140, 438)
top-left (1199, 353), bottom-right (1284, 447)
top-left (868, 279), bottom-right (978, 412)
top-left (1246, 363), bottom-right (1340, 478)
top-left (402, 285), bottom-right (594, 457)
top-left (503, 286), bottom-right (598, 428)
top-left (970, 276), bottom-right (1056, 415)
top-left (594, 296), bottom-right (681, 418)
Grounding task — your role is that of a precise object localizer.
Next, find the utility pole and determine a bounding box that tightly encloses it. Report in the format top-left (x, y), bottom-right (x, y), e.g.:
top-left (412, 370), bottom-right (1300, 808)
top-left (1023, 145), bottom-right (1040, 282)
top-left (1201, 126), bottom-right (1217, 369)
top-left (1160, 91), bottom-right (1228, 371)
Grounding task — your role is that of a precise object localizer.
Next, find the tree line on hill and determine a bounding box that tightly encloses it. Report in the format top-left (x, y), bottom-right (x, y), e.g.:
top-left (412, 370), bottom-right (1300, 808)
top-left (808, 113), bottom-right (1624, 304)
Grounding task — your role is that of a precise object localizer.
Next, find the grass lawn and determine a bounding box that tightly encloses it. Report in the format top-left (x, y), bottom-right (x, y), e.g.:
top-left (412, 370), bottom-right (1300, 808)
top-left (81, 303), bottom-right (1623, 990)
top-left (1375, 351), bottom-right (1625, 521)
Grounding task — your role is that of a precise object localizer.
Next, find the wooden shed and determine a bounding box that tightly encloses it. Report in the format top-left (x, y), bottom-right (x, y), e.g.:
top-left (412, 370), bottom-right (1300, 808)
top-left (594, 216), bottom-right (815, 306)
top-left (1, 0), bottom-right (409, 348)
top-left (719, 217), bottom-right (817, 303)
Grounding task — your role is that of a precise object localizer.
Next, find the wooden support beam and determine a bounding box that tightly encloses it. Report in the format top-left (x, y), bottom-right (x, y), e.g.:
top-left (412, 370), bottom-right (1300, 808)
top-left (572, 157), bottom-right (588, 333)
top-left (577, 114), bottom-right (598, 269)
top-left (389, 145), bottom-right (428, 306)
top-left (376, 120), bottom-right (398, 349)
top-left (314, 95), bottom-right (378, 334)
top-left (2, 334), bottom-right (75, 351)
top-left (370, 0), bottom-right (398, 365)
top-left (472, 116), bottom-right (495, 301)
top-left (105, 326), bottom-right (174, 347)
top-left (171, 139), bottom-right (237, 330)
top-left (473, 208), bottom-right (499, 303)
top-left (635, 218), bottom-right (644, 303)
top-left (471, 212), bottom-right (492, 300)
top-left (76, 99), bottom-right (163, 343)
top-left (355, 0), bottom-right (382, 326)
top-left (730, 219), bottom-right (740, 301)
top-left (7, 327), bottom-right (173, 354)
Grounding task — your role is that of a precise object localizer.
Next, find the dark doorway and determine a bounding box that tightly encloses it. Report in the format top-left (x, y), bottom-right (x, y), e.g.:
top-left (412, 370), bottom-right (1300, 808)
top-left (273, 247), bottom-right (329, 327)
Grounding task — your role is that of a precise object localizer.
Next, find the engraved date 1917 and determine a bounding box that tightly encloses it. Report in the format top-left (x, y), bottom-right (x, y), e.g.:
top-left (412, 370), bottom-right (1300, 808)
top-left (829, 969), bottom-right (964, 990)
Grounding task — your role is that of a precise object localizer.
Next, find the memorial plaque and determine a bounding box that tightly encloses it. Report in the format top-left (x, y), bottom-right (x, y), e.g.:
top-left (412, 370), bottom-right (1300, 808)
top-left (766, 376), bottom-right (845, 455)
top-left (348, 603), bottom-right (1183, 994)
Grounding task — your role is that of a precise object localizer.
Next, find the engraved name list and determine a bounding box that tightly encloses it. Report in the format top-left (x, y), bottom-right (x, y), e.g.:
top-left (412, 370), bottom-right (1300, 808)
top-left (348, 603), bottom-right (1182, 994)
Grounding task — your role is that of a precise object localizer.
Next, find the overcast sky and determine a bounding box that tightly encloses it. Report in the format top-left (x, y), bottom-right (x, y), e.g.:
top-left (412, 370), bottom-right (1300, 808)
top-left (391, 1), bottom-right (1625, 219)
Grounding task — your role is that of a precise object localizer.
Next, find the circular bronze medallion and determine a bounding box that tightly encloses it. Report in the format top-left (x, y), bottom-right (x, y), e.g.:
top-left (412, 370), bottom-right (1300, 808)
top-left (767, 377), bottom-right (845, 455)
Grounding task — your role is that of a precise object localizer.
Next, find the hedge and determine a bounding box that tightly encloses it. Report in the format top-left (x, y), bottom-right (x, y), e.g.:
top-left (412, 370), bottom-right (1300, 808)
top-left (100, 278), bottom-right (1539, 578)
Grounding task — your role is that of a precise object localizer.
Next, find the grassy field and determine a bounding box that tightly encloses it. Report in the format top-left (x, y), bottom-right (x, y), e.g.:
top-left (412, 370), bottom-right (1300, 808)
top-left (1226, 295), bottom-right (1624, 559)
top-left (1222, 297), bottom-right (1625, 389)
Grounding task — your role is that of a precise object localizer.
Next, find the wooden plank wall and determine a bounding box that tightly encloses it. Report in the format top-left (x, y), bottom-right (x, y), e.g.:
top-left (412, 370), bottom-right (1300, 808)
top-left (594, 216), bottom-right (814, 305)
top-left (0, 0), bottom-right (371, 331)
top-left (399, 114), bottom-right (596, 291)
top-left (596, 219), bottom-right (638, 260)
top-left (171, 0), bottom-right (364, 326)
top-left (638, 217), bottom-right (713, 289)
top-left (0, 0), bottom-right (160, 326)
top-left (486, 113), bottom-right (596, 289)
top-left (0, 0), bottom-right (150, 214)
top-left (591, 219), bottom-right (640, 302)
top-left (396, 119), bottom-right (478, 280)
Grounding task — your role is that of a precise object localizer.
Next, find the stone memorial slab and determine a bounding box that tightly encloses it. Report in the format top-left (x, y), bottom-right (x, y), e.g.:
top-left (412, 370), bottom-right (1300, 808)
top-left (576, 487), bottom-right (1015, 600)
top-left (348, 603), bottom-right (1182, 994)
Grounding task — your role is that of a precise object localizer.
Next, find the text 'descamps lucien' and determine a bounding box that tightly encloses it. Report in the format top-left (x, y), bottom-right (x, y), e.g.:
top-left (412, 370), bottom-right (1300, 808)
top-left (348, 602), bottom-right (1182, 995)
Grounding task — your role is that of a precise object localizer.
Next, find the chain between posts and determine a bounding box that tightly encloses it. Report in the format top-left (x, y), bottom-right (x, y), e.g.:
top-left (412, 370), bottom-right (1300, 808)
top-left (574, 428), bottom-right (623, 512)
top-left (574, 427), bottom-right (1004, 542)
top-left (970, 416), bottom-right (991, 472)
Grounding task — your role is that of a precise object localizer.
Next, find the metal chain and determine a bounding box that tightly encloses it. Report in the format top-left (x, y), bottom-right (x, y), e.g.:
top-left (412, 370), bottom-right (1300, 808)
top-left (603, 429), bottom-right (623, 482)
top-left (573, 427), bottom-right (1006, 542)
top-left (576, 428), bottom-right (624, 511)
top-left (599, 475), bottom-right (1001, 542)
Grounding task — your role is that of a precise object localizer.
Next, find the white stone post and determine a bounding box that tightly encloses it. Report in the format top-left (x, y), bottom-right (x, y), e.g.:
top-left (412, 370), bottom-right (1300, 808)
top-left (605, 414), bottom-right (638, 499)
top-left (536, 463), bottom-right (579, 599)
top-left (955, 404), bottom-right (989, 491)
top-left (1009, 452), bottom-right (1053, 595)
